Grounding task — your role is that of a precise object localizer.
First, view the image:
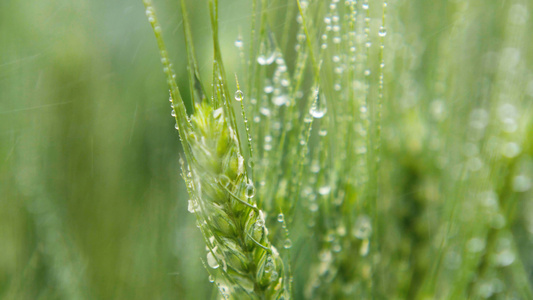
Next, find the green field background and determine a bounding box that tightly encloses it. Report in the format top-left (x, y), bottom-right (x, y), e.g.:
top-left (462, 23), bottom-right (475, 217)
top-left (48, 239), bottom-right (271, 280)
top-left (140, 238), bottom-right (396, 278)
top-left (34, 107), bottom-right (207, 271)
top-left (1, 0), bottom-right (532, 299)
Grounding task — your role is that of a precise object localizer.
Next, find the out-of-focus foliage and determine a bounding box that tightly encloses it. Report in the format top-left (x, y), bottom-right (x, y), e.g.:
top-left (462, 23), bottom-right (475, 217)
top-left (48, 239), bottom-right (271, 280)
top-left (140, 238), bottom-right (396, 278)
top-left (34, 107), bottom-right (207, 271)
top-left (1, 0), bottom-right (533, 299)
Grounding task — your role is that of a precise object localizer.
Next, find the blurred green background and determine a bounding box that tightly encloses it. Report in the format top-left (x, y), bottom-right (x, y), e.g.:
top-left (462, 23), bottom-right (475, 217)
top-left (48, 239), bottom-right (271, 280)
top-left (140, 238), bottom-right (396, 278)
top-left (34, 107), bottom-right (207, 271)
top-left (2, 0), bottom-right (533, 299)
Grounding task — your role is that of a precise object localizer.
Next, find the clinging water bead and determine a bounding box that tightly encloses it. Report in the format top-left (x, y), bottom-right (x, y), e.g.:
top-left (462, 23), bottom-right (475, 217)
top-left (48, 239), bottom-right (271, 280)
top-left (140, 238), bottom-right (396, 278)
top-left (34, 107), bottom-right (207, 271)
top-left (309, 88), bottom-right (327, 119)
top-left (245, 182), bottom-right (256, 198)
top-left (257, 31), bottom-right (276, 65)
top-left (234, 90), bottom-right (243, 101)
top-left (277, 213), bottom-right (285, 222)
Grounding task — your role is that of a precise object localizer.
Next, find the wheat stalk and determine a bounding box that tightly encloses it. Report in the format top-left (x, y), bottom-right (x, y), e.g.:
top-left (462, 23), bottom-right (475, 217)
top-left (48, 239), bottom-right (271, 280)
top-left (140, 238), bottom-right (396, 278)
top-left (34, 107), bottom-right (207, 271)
top-left (143, 0), bottom-right (287, 298)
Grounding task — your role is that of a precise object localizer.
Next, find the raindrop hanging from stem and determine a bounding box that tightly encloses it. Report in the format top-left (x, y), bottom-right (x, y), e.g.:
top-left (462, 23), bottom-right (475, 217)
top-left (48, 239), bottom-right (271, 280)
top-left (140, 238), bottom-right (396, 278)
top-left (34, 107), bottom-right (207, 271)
top-left (257, 28), bottom-right (276, 65)
top-left (309, 87), bottom-right (327, 119)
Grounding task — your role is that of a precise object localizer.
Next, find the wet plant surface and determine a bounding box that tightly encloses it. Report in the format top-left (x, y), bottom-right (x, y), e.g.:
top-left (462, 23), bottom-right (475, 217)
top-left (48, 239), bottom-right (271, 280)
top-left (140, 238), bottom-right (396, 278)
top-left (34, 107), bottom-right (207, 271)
top-left (1, 0), bottom-right (533, 299)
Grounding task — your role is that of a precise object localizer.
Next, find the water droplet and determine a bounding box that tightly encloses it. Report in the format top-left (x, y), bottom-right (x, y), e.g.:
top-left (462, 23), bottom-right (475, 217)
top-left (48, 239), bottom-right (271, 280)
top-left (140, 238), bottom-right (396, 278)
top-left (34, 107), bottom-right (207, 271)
top-left (257, 30), bottom-right (276, 65)
top-left (513, 175), bottom-right (531, 192)
top-left (277, 213), bottom-right (284, 222)
top-left (175, 123), bottom-right (179, 130)
top-left (218, 283), bottom-right (228, 294)
top-left (260, 107), bottom-right (271, 116)
top-left (470, 109), bottom-right (489, 129)
top-left (208, 275), bottom-right (215, 282)
top-left (235, 90), bottom-right (244, 101)
top-left (332, 241), bottom-right (342, 252)
top-left (318, 185), bottom-right (331, 195)
top-left (362, 2), bottom-right (369, 10)
top-left (467, 237), bottom-right (486, 253)
top-left (319, 250), bottom-right (332, 262)
top-left (378, 26), bottom-right (387, 37)
top-left (501, 117), bottom-right (518, 133)
top-left (272, 95), bottom-right (288, 106)
top-left (264, 81), bottom-right (274, 94)
top-left (207, 252), bottom-right (220, 269)
top-left (265, 260), bottom-right (274, 273)
top-left (337, 225), bottom-right (346, 236)
top-left (476, 280), bottom-right (495, 298)
top-left (283, 238), bottom-right (292, 249)
top-left (270, 271), bottom-right (279, 281)
top-left (234, 38), bottom-right (243, 48)
top-left (430, 100), bottom-right (446, 121)
top-left (364, 69), bottom-right (371, 76)
top-left (502, 142), bottom-right (521, 158)
top-left (188, 200), bottom-right (198, 213)
top-left (245, 183), bottom-right (256, 198)
top-left (171, 109), bottom-right (176, 117)
top-left (495, 249), bottom-right (515, 266)
top-left (353, 215), bottom-right (372, 239)
top-left (480, 190), bottom-right (498, 208)
top-left (309, 88), bottom-right (327, 119)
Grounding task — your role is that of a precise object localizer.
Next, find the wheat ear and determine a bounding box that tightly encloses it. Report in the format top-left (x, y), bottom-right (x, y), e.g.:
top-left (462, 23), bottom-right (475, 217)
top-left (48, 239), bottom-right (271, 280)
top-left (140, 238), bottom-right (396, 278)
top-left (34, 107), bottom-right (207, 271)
top-left (184, 101), bottom-right (286, 299)
top-left (143, 0), bottom-right (286, 298)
